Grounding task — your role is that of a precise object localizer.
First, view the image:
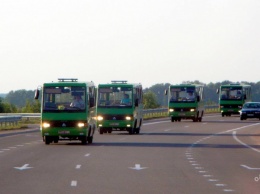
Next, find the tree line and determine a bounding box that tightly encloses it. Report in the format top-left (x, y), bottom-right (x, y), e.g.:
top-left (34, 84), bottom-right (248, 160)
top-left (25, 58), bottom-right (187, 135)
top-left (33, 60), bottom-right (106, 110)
top-left (1, 80), bottom-right (260, 113)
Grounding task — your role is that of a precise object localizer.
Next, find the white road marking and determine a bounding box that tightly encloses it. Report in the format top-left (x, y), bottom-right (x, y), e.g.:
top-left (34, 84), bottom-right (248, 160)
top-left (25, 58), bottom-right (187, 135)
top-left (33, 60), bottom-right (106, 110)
top-left (233, 131), bottom-right (260, 153)
top-left (240, 164), bottom-right (260, 170)
top-left (216, 184), bottom-right (226, 187)
top-left (71, 181), bottom-right (77, 187)
top-left (208, 179), bottom-right (218, 182)
top-left (76, 165), bottom-right (81, 169)
top-left (223, 189), bottom-right (234, 192)
top-left (14, 164), bottom-right (33, 170)
top-left (143, 121), bottom-right (169, 125)
top-left (129, 164), bottom-right (148, 170)
top-left (85, 153), bottom-right (90, 157)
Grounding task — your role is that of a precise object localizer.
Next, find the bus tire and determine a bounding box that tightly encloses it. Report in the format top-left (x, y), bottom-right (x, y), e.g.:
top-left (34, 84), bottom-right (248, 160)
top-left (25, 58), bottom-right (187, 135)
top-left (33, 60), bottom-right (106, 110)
top-left (99, 127), bottom-right (104, 134)
top-left (45, 136), bottom-right (51, 145)
top-left (54, 137), bottom-right (59, 143)
top-left (171, 117), bottom-right (174, 122)
top-left (87, 128), bottom-right (93, 144)
top-left (81, 136), bottom-right (87, 145)
top-left (129, 128), bottom-right (134, 134)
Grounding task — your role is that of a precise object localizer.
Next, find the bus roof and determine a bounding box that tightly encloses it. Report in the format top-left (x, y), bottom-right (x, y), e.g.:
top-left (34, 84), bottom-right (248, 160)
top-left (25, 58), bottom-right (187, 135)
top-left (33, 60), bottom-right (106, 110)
top-left (169, 84), bottom-right (204, 88)
top-left (98, 81), bottom-right (142, 88)
top-left (43, 78), bottom-right (95, 87)
top-left (221, 84), bottom-right (251, 88)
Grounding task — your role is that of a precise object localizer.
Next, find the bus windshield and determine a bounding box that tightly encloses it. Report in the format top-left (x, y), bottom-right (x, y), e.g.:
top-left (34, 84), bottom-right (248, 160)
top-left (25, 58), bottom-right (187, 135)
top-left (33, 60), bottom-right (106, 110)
top-left (220, 87), bottom-right (242, 100)
top-left (43, 86), bottom-right (86, 112)
top-left (98, 87), bottom-right (133, 107)
top-left (170, 87), bottom-right (196, 102)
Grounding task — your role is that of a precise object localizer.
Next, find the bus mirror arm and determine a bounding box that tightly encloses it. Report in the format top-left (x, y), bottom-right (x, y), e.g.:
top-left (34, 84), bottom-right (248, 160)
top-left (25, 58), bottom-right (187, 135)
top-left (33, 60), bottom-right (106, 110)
top-left (135, 99), bottom-right (139, 107)
top-left (34, 89), bottom-right (40, 99)
top-left (89, 97), bottom-right (95, 108)
top-left (164, 90), bottom-right (168, 95)
top-left (197, 96), bottom-right (200, 102)
top-left (244, 94), bottom-right (247, 100)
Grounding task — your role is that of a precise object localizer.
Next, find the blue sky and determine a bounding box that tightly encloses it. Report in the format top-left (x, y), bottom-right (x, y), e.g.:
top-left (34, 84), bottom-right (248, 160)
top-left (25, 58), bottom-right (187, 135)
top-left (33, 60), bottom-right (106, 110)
top-left (1, 0), bottom-right (260, 93)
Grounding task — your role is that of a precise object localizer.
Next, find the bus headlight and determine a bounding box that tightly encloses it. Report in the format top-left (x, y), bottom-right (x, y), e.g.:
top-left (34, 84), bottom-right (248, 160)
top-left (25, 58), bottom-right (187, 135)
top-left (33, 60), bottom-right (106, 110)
top-left (190, 109), bottom-right (195, 112)
top-left (78, 122), bottom-right (85, 127)
top-left (126, 116), bottom-right (132, 120)
top-left (97, 116), bottom-right (103, 121)
top-left (42, 122), bottom-right (50, 128)
top-left (169, 109), bottom-right (174, 112)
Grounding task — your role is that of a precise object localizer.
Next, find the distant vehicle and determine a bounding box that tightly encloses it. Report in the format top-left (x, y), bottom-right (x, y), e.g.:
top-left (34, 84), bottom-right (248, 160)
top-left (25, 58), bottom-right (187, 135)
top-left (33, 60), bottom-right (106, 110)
top-left (96, 81), bottom-right (143, 134)
top-left (240, 102), bottom-right (260, 120)
top-left (216, 84), bottom-right (251, 117)
top-left (34, 78), bottom-right (96, 145)
top-left (165, 84), bottom-right (205, 122)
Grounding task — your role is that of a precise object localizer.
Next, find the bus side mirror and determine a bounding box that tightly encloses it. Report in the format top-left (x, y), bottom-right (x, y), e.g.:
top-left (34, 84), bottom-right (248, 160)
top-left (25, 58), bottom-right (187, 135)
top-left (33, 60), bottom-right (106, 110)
top-left (197, 96), bottom-right (200, 102)
top-left (164, 90), bottom-right (168, 95)
top-left (135, 99), bottom-right (139, 107)
top-left (89, 97), bottom-right (95, 108)
top-left (244, 94), bottom-right (247, 100)
top-left (34, 89), bottom-right (40, 99)
top-left (216, 89), bottom-right (219, 94)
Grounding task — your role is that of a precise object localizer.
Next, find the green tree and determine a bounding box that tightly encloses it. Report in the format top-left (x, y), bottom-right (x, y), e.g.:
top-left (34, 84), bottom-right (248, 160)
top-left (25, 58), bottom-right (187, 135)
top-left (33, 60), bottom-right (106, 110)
top-left (143, 91), bottom-right (160, 109)
top-left (5, 90), bottom-right (35, 108)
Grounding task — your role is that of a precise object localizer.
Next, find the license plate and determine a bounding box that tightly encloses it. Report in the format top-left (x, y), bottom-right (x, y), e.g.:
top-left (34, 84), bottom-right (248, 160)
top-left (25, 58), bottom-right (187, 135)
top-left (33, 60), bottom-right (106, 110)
top-left (58, 130), bottom-right (70, 134)
top-left (247, 114), bottom-right (254, 116)
top-left (178, 113), bottom-right (186, 116)
top-left (228, 110), bottom-right (233, 112)
top-left (110, 123), bottom-right (119, 126)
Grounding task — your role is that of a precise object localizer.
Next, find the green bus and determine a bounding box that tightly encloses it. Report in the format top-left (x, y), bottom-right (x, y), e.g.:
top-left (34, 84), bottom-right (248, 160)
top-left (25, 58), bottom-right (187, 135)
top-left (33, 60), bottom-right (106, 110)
top-left (96, 81), bottom-right (143, 134)
top-left (165, 84), bottom-right (205, 122)
top-left (216, 83), bottom-right (251, 117)
top-left (34, 78), bottom-right (96, 145)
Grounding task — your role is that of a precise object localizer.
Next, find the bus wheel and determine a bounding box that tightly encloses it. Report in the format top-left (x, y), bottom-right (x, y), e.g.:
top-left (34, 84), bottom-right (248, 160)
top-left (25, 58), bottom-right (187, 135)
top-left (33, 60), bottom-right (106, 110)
top-left (134, 127), bottom-right (140, 134)
top-left (87, 129), bottom-right (93, 144)
top-left (129, 128), bottom-right (134, 134)
top-left (81, 137), bottom-right (87, 145)
top-left (171, 117), bottom-right (174, 122)
top-left (99, 127), bottom-right (104, 134)
top-left (222, 113), bottom-right (225, 117)
top-left (87, 136), bottom-right (93, 144)
top-left (108, 128), bottom-right (112, 133)
top-left (45, 136), bottom-right (51, 145)
top-left (54, 137), bottom-right (59, 143)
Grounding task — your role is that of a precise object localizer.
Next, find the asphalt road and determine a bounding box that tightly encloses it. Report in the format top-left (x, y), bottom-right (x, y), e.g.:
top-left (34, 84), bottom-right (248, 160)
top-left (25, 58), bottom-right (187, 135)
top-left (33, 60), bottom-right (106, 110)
top-left (0, 115), bottom-right (260, 194)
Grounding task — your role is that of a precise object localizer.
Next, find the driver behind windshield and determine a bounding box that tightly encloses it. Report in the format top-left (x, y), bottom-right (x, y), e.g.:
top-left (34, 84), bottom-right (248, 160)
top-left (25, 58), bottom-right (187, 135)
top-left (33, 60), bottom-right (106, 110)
top-left (70, 95), bottom-right (85, 109)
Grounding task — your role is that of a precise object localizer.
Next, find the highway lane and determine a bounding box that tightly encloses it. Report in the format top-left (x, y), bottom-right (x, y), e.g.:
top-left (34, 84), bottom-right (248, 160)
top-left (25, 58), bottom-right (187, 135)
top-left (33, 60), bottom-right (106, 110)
top-left (0, 115), bottom-right (259, 194)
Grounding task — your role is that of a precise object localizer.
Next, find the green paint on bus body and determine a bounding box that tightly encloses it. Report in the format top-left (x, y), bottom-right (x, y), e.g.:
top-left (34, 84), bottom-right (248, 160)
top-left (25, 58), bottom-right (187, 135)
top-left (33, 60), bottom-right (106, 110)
top-left (96, 81), bottom-right (143, 134)
top-left (217, 84), bottom-right (252, 117)
top-left (35, 78), bottom-right (96, 145)
top-left (165, 84), bottom-right (205, 122)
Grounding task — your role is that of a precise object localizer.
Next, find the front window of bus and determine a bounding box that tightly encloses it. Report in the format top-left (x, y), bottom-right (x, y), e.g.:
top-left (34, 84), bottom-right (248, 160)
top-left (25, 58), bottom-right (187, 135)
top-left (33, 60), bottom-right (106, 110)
top-left (98, 87), bottom-right (133, 107)
top-left (170, 87), bottom-right (195, 102)
top-left (43, 86), bottom-right (86, 112)
top-left (220, 88), bottom-right (242, 100)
